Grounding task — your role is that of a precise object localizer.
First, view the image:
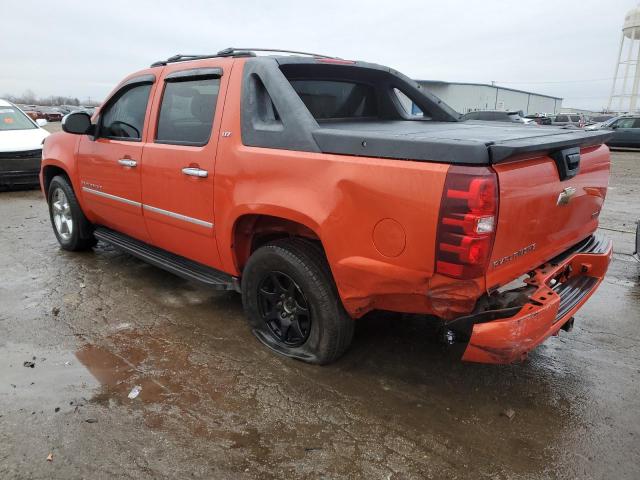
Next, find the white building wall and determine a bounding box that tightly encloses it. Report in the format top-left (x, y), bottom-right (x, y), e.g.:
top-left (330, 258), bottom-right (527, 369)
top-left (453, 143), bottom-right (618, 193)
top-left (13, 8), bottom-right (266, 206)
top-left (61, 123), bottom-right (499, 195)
top-left (417, 81), bottom-right (562, 116)
top-left (527, 95), bottom-right (560, 116)
top-left (424, 84), bottom-right (496, 113)
top-left (495, 89), bottom-right (529, 113)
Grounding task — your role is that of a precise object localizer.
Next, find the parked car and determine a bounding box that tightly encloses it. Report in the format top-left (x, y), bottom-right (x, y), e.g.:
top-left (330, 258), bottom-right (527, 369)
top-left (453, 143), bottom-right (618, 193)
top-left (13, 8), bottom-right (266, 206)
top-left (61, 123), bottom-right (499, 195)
top-left (525, 114), bottom-right (552, 125)
top-left (41, 49), bottom-right (612, 365)
top-left (80, 106), bottom-right (96, 116)
top-left (462, 110), bottom-right (535, 124)
top-left (602, 116), bottom-right (640, 147)
top-left (584, 116), bottom-right (619, 131)
top-left (0, 99), bottom-right (49, 188)
top-left (18, 105), bottom-right (44, 121)
top-left (590, 115), bottom-right (616, 123)
top-left (37, 107), bottom-right (63, 122)
top-left (552, 113), bottom-right (586, 127)
top-left (55, 106), bottom-right (74, 115)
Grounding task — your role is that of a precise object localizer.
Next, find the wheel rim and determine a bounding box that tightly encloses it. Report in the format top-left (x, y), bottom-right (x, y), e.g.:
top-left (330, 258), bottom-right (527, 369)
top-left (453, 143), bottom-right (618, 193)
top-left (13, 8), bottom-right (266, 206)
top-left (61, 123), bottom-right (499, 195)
top-left (52, 188), bottom-right (73, 241)
top-left (257, 271), bottom-right (311, 347)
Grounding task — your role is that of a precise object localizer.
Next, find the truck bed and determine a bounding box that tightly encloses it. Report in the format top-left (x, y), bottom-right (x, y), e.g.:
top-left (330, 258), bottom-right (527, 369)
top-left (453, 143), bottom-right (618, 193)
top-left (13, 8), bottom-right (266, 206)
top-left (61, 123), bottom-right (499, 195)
top-left (312, 120), bottom-right (612, 164)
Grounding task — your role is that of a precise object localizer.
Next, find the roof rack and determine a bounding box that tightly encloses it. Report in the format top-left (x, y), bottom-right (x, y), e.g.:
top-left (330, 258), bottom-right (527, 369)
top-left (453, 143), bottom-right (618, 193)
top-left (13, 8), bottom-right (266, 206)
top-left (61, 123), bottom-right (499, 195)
top-left (151, 47), bottom-right (338, 67)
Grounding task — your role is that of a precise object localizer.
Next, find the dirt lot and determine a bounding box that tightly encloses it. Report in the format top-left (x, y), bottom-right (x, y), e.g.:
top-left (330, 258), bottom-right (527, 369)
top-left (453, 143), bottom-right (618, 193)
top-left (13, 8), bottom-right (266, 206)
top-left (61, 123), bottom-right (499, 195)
top-left (1, 133), bottom-right (639, 478)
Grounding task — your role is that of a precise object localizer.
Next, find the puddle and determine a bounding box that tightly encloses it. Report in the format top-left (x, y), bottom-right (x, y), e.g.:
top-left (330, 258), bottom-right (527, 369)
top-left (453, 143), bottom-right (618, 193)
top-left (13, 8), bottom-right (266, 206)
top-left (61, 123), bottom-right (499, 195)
top-left (0, 342), bottom-right (98, 413)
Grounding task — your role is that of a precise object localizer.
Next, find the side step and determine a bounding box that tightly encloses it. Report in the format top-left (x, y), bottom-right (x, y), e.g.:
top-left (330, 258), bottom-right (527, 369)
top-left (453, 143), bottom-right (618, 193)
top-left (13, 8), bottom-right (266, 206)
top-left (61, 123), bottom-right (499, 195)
top-left (94, 226), bottom-right (237, 291)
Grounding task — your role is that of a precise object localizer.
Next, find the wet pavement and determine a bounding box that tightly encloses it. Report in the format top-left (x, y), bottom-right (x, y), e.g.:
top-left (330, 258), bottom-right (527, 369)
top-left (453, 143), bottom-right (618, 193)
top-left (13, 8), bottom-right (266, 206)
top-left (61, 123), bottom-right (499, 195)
top-left (1, 149), bottom-right (639, 479)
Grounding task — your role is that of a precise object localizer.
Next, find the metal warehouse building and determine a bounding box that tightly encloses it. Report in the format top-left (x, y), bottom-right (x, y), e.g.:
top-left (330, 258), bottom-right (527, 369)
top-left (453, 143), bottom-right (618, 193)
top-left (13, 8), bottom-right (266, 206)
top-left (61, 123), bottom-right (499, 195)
top-left (416, 80), bottom-right (563, 116)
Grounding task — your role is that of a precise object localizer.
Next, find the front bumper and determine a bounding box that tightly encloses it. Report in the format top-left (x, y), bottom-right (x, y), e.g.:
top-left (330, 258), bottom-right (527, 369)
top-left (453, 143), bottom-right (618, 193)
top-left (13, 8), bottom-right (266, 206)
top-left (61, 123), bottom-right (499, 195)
top-left (0, 149), bottom-right (42, 188)
top-left (451, 234), bottom-right (612, 364)
top-left (0, 169), bottom-right (41, 187)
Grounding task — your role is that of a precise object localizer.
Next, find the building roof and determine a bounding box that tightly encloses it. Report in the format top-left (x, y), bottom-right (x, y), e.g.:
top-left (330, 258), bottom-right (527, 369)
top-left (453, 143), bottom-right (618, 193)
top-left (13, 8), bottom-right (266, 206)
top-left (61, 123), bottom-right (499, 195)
top-left (415, 80), bottom-right (563, 101)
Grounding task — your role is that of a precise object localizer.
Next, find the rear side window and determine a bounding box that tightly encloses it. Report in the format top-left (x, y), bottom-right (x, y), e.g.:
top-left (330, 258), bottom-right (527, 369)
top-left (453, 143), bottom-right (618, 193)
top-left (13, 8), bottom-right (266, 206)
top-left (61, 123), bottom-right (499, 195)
top-left (393, 88), bottom-right (423, 117)
top-left (616, 118), bottom-right (635, 128)
top-left (156, 78), bottom-right (220, 145)
top-left (288, 80), bottom-right (377, 120)
top-left (569, 115), bottom-right (580, 122)
top-left (555, 115), bottom-right (568, 122)
top-left (100, 84), bottom-right (152, 140)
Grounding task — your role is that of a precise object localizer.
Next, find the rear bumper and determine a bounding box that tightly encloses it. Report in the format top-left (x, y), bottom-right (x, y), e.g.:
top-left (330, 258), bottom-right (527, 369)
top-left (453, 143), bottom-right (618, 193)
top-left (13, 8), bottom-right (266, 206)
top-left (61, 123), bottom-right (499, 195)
top-left (453, 234), bottom-right (612, 364)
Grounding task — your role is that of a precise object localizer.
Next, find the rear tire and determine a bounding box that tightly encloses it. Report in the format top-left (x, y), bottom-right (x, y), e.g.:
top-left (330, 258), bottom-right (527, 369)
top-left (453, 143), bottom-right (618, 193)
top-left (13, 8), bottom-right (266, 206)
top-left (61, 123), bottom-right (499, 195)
top-left (241, 238), bottom-right (354, 365)
top-left (47, 175), bottom-right (96, 251)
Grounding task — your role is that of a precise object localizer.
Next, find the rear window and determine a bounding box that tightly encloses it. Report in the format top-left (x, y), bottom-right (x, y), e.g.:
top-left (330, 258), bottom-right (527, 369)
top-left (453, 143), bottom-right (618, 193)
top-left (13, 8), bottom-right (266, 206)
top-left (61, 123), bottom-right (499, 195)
top-left (156, 78), bottom-right (220, 145)
top-left (0, 106), bottom-right (36, 131)
top-left (288, 80), bottom-right (377, 120)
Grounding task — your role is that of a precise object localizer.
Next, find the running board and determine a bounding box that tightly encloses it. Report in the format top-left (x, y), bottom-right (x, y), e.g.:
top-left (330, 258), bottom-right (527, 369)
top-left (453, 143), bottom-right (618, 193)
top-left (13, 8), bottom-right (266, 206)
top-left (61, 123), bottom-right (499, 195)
top-left (94, 226), bottom-right (238, 291)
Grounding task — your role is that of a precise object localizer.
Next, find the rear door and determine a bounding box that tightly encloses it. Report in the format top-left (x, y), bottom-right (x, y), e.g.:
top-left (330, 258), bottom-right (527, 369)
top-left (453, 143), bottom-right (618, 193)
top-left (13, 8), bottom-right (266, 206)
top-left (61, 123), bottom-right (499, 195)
top-left (77, 75), bottom-right (156, 241)
top-left (140, 59), bottom-right (233, 268)
top-left (629, 118), bottom-right (640, 146)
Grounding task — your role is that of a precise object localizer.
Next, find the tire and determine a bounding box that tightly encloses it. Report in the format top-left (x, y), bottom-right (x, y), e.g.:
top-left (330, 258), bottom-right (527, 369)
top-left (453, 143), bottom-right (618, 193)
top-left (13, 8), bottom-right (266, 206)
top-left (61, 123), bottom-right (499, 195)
top-left (241, 238), bottom-right (355, 365)
top-left (47, 175), bottom-right (96, 251)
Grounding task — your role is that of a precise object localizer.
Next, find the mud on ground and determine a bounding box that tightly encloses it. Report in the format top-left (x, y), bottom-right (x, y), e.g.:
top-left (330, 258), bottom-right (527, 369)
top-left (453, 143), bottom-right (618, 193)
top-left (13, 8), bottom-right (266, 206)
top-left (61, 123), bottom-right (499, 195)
top-left (0, 147), bottom-right (639, 479)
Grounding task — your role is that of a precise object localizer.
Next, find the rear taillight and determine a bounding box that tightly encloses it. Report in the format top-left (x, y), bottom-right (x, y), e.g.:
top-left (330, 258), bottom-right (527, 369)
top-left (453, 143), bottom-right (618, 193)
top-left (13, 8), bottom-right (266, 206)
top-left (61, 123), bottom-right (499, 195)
top-left (436, 166), bottom-right (498, 279)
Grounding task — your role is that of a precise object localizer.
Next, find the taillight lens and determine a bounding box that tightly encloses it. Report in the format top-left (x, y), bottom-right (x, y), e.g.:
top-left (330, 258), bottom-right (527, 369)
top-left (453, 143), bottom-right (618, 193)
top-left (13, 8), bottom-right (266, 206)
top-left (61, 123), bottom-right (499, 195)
top-left (436, 166), bottom-right (498, 279)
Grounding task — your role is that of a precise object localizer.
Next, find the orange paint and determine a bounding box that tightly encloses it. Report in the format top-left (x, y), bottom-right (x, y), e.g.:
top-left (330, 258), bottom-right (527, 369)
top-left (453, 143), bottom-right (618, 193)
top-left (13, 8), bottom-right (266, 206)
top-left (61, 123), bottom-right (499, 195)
top-left (40, 57), bottom-right (612, 364)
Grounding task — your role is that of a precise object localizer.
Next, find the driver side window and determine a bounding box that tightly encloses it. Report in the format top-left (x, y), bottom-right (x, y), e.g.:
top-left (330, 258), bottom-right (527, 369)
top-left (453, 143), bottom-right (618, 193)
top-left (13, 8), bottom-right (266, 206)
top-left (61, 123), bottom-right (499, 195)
top-left (100, 83), bottom-right (152, 141)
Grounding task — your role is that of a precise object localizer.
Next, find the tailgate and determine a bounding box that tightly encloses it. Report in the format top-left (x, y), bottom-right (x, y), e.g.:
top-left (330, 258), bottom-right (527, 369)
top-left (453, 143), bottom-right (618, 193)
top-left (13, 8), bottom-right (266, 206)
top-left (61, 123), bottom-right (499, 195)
top-left (486, 143), bottom-right (610, 289)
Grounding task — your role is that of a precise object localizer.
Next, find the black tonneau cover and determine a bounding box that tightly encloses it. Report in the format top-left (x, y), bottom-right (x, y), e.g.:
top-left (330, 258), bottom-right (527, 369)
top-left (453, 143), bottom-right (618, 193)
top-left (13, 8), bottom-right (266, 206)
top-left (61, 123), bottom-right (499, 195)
top-left (312, 120), bottom-right (612, 165)
top-left (240, 57), bottom-right (611, 165)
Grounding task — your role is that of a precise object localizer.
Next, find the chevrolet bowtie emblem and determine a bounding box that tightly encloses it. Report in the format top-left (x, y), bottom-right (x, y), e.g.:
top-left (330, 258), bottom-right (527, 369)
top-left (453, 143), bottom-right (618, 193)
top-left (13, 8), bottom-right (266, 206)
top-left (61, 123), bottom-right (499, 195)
top-left (557, 186), bottom-right (577, 205)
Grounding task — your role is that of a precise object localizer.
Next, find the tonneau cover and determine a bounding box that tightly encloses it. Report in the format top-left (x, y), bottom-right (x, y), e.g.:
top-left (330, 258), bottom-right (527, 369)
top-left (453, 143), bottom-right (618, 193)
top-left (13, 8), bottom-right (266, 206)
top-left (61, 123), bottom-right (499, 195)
top-left (312, 120), bottom-right (612, 164)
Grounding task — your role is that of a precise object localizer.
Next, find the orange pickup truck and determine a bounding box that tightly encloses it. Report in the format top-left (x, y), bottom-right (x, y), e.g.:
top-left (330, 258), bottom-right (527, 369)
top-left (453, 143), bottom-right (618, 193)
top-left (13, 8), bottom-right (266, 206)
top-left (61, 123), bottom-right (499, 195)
top-left (40, 48), bottom-right (612, 365)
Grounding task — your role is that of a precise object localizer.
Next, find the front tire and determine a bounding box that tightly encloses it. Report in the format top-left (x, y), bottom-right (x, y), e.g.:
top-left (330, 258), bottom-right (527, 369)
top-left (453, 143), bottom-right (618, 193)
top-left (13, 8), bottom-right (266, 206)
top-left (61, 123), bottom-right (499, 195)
top-left (48, 175), bottom-right (96, 251)
top-left (241, 238), bottom-right (354, 365)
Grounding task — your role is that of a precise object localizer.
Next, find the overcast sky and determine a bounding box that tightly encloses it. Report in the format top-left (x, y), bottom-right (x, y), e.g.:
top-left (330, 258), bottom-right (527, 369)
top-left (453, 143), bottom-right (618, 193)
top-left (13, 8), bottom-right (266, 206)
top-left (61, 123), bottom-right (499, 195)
top-left (2, 0), bottom-right (637, 110)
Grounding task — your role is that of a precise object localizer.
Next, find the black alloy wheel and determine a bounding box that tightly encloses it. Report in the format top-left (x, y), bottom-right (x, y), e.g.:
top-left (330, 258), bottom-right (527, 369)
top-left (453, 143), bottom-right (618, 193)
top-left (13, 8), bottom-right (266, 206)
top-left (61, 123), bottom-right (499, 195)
top-left (257, 271), bottom-right (311, 347)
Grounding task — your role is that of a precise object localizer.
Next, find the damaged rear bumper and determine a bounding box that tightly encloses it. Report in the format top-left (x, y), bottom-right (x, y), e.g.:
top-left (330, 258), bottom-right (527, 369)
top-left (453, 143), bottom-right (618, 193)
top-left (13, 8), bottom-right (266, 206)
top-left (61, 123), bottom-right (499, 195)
top-left (448, 234), bottom-right (612, 364)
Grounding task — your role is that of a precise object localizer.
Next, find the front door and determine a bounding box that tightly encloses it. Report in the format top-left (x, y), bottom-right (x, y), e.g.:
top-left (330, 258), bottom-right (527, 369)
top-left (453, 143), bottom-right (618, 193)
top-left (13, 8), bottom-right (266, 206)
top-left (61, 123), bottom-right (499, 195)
top-left (77, 79), bottom-right (156, 241)
top-left (140, 59), bottom-right (233, 268)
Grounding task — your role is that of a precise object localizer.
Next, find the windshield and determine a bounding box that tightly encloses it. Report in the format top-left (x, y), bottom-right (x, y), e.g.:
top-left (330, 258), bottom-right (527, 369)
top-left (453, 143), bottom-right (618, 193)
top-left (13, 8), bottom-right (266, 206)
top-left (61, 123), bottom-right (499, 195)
top-left (0, 105), bottom-right (37, 131)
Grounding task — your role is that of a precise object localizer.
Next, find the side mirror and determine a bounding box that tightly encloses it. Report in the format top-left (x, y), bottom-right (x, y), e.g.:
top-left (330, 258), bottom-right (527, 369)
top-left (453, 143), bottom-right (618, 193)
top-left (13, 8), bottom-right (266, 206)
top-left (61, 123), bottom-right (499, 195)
top-left (36, 118), bottom-right (48, 127)
top-left (62, 111), bottom-right (92, 135)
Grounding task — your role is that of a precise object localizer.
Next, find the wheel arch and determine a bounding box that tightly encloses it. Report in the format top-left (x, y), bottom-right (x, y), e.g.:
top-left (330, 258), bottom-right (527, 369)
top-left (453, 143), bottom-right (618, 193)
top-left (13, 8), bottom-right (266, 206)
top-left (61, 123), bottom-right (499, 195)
top-left (231, 212), bottom-right (323, 273)
top-left (42, 164), bottom-right (72, 198)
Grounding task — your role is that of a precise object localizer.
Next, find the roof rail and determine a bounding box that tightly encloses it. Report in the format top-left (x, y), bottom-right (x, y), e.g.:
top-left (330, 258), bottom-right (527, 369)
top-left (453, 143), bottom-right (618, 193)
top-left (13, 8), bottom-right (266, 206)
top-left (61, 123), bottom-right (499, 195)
top-left (150, 47), bottom-right (337, 67)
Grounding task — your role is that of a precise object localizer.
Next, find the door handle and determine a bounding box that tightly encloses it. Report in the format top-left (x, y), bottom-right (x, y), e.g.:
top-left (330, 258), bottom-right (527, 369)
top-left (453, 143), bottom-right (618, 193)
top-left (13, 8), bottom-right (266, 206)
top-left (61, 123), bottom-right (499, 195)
top-left (182, 167), bottom-right (208, 178)
top-left (118, 158), bottom-right (137, 167)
